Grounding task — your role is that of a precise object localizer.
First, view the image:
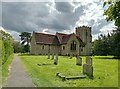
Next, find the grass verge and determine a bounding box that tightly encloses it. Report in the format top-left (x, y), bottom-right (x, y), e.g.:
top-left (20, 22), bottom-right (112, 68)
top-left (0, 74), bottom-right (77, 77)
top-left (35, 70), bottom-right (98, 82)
top-left (2, 54), bottom-right (14, 87)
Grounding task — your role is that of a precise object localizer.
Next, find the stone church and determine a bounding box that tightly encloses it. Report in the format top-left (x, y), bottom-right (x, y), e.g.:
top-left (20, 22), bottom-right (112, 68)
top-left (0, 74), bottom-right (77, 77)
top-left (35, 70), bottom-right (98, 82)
top-left (30, 26), bottom-right (92, 56)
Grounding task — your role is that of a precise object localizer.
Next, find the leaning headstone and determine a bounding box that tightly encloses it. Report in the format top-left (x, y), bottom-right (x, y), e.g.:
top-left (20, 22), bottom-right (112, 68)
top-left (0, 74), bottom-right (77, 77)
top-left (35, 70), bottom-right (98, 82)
top-left (86, 56), bottom-right (92, 66)
top-left (83, 64), bottom-right (93, 79)
top-left (54, 54), bottom-right (58, 65)
top-left (76, 55), bottom-right (82, 66)
top-left (51, 53), bottom-right (54, 60)
top-left (48, 53), bottom-right (50, 59)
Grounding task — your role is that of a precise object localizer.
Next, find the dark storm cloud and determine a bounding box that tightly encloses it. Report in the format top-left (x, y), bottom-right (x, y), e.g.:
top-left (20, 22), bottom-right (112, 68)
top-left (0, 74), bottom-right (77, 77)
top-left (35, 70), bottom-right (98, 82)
top-left (2, 2), bottom-right (86, 34)
top-left (0, 2), bottom-right (2, 26)
top-left (55, 2), bottom-right (74, 13)
top-left (2, 2), bottom-right (50, 33)
top-left (2, 1), bottom-right (114, 41)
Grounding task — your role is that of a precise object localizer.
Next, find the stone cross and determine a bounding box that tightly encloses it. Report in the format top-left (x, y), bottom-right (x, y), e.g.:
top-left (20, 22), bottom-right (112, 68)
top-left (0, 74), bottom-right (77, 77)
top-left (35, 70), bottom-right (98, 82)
top-left (54, 53), bottom-right (58, 65)
top-left (86, 56), bottom-right (92, 66)
top-left (76, 55), bottom-right (82, 66)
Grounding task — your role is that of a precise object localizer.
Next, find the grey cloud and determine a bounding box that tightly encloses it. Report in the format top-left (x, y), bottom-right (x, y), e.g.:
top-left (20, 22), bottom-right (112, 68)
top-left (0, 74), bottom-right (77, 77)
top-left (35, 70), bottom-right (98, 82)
top-left (35, 2), bottom-right (85, 31)
top-left (2, 2), bottom-right (50, 33)
top-left (2, 2), bottom-right (86, 34)
top-left (0, 2), bottom-right (2, 26)
top-left (55, 2), bottom-right (74, 13)
top-left (2, 2), bottom-right (112, 41)
top-left (90, 19), bottom-right (110, 35)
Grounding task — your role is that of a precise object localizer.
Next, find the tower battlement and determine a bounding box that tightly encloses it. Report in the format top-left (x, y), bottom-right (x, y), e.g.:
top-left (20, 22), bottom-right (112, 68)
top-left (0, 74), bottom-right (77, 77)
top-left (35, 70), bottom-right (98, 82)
top-left (75, 25), bottom-right (91, 30)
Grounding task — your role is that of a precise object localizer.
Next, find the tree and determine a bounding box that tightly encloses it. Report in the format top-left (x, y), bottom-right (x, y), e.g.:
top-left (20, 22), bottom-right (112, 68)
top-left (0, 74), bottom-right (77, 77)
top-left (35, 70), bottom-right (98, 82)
top-left (19, 32), bottom-right (31, 53)
top-left (110, 30), bottom-right (120, 58)
top-left (103, 1), bottom-right (120, 58)
top-left (13, 40), bottom-right (22, 53)
top-left (1, 30), bottom-right (14, 64)
top-left (93, 34), bottom-right (111, 56)
top-left (103, 1), bottom-right (120, 28)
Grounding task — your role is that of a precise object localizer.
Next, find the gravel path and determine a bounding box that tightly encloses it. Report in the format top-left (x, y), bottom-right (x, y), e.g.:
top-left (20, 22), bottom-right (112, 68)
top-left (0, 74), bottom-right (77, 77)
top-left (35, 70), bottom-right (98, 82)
top-left (6, 54), bottom-right (35, 87)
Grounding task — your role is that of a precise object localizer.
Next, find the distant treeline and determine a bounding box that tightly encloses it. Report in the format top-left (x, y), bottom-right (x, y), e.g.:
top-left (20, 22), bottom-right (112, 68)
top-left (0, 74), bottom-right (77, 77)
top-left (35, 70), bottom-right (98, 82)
top-left (93, 30), bottom-right (120, 58)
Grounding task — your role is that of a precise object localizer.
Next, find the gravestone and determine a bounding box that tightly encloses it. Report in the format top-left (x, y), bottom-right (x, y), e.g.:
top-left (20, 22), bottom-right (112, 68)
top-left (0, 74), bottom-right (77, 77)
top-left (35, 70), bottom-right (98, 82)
top-left (48, 53), bottom-right (50, 59)
top-left (52, 53), bottom-right (54, 60)
top-left (54, 54), bottom-right (58, 65)
top-left (70, 56), bottom-right (72, 59)
top-left (83, 64), bottom-right (93, 78)
top-left (70, 54), bottom-right (73, 59)
top-left (86, 56), bottom-right (92, 65)
top-left (76, 55), bottom-right (82, 66)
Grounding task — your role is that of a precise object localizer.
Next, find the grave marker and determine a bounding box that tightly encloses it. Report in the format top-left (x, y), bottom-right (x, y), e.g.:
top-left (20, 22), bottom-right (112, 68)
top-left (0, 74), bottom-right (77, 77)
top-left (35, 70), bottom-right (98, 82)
top-left (86, 56), bottom-right (92, 65)
top-left (54, 54), bottom-right (58, 65)
top-left (52, 53), bottom-right (54, 60)
top-left (83, 64), bottom-right (93, 78)
top-left (76, 55), bottom-right (82, 66)
top-left (48, 53), bottom-right (50, 59)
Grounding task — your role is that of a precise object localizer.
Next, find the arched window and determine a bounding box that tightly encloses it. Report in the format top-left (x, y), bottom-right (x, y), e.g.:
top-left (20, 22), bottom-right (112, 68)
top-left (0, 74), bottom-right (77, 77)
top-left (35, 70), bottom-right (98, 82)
top-left (42, 45), bottom-right (44, 50)
top-left (63, 46), bottom-right (65, 50)
top-left (70, 41), bottom-right (76, 51)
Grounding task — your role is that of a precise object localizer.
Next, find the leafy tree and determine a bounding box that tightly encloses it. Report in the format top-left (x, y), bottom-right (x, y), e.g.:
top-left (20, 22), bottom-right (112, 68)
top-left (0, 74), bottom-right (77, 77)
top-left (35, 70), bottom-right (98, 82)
top-left (93, 34), bottom-right (110, 56)
top-left (13, 40), bottom-right (22, 53)
top-left (103, 1), bottom-right (120, 58)
top-left (103, 1), bottom-right (120, 27)
top-left (110, 30), bottom-right (120, 57)
top-left (1, 30), bottom-right (14, 64)
top-left (19, 32), bottom-right (31, 53)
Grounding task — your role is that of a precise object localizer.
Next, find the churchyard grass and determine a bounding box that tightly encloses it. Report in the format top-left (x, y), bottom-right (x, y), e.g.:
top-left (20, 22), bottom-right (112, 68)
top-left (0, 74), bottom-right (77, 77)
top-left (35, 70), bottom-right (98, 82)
top-left (20, 55), bottom-right (118, 87)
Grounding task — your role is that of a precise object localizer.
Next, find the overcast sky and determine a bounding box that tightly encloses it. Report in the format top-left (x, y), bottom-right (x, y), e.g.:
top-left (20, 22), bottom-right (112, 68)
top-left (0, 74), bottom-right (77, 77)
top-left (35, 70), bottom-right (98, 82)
top-left (1, 0), bottom-right (115, 41)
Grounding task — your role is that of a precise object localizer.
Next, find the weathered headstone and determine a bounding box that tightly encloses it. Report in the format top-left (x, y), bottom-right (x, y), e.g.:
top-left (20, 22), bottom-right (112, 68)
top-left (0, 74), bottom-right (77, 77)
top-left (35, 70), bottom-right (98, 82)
top-left (83, 64), bottom-right (93, 78)
top-left (76, 55), bottom-right (82, 66)
top-left (54, 54), bottom-right (58, 65)
top-left (86, 56), bottom-right (92, 65)
top-left (70, 54), bottom-right (72, 59)
top-left (48, 53), bottom-right (50, 59)
top-left (51, 53), bottom-right (54, 60)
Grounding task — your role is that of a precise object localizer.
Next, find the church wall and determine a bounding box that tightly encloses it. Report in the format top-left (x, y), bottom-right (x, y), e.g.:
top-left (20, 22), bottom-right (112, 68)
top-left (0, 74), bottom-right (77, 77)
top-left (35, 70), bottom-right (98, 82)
top-left (30, 33), bottom-right (37, 55)
top-left (61, 35), bottom-right (80, 56)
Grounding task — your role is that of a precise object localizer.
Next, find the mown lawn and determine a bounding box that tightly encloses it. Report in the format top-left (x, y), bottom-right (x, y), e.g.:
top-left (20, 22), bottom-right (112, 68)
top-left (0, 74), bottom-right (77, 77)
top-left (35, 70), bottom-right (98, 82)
top-left (20, 55), bottom-right (118, 87)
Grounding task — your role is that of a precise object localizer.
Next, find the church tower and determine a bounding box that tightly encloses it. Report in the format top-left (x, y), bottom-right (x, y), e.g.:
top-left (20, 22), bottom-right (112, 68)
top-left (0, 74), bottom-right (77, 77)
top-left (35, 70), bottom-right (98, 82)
top-left (75, 26), bottom-right (92, 56)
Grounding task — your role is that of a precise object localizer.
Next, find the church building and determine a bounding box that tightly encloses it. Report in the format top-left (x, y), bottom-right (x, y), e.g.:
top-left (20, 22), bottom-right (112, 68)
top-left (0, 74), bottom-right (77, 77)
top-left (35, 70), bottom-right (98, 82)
top-left (30, 26), bottom-right (92, 56)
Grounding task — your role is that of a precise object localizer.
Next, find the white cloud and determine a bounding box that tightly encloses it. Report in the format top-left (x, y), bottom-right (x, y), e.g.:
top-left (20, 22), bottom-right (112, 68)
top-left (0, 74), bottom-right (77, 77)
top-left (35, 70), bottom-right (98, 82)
top-left (100, 22), bottom-right (115, 34)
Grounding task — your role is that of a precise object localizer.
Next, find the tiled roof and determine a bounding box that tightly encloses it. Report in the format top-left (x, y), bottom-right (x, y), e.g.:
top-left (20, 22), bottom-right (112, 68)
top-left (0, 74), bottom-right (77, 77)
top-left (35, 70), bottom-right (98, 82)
top-left (34, 32), bottom-right (59, 45)
top-left (33, 32), bottom-right (84, 46)
top-left (56, 32), bottom-right (72, 44)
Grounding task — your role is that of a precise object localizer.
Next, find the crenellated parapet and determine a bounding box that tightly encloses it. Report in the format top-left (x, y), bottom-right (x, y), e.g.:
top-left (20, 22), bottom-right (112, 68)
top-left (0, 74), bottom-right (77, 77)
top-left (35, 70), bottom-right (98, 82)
top-left (75, 25), bottom-right (91, 30)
